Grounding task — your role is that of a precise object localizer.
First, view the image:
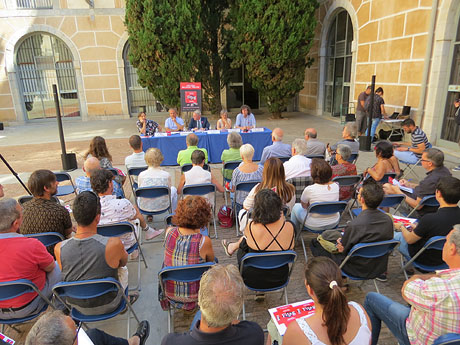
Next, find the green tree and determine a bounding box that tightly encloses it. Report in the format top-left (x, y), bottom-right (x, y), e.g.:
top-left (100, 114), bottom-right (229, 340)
top-left (229, 0), bottom-right (318, 118)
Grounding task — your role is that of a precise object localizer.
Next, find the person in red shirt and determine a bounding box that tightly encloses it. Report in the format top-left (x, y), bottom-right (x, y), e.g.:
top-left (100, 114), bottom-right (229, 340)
top-left (0, 198), bottom-right (61, 320)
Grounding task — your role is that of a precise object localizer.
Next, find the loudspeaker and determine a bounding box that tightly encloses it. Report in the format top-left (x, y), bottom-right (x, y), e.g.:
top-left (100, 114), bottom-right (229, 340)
top-left (0, 123), bottom-right (3, 130)
top-left (61, 153), bottom-right (77, 171)
top-left (359, 136), bottom-right (372, 152)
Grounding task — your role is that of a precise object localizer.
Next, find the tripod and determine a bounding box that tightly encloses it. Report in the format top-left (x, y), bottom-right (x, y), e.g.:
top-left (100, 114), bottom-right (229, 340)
top-left (0, 153), bottom-right (31, 195)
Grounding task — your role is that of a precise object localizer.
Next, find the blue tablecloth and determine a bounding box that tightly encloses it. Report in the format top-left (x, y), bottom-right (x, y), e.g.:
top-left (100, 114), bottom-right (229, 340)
top-left (141, 128), bottom-right (272, 166)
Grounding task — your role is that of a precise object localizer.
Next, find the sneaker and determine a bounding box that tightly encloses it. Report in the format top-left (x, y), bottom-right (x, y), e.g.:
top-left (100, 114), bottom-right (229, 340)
top-left (375, 274), bottom-right (388, 282)
top-left (452, 165), bottom-right (460, 172)
top-left (255, 293), bottom-right (265, 302)
top-left (129, 249), bottom-right (139, 260)
top-left (144, 227), bottom-right (165, 240)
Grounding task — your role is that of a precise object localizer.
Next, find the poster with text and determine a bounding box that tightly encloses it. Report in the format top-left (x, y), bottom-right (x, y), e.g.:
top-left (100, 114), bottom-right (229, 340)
top-left (180, 82), bottom-right (202, 113)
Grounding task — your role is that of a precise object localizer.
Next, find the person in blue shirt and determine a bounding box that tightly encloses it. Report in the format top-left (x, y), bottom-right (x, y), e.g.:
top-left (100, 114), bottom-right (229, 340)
top-left (259, 128), bottom-right (291, 165)
top-left (188, 110), bottom-right (210, 131)
top-left (235, 105), bottom-right (256, 131)
top-left (165, 108), bottom-right (185, 132)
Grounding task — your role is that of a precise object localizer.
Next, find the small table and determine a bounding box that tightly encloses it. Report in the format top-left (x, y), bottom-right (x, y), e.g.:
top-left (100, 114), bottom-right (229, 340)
top-left (380, 119), bottom-right (404, 141)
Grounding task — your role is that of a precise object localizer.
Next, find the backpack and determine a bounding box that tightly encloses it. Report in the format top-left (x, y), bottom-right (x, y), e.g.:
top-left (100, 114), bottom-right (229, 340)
top-left (218, 205), bottom-right (234, 228)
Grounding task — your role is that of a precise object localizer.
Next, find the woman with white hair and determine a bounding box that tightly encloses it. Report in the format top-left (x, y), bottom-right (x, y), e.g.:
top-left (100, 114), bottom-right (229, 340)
top-left (138, 148), bottom-right (178, 212)
top-left (231, 144), bottom-right (263, 212)
top-left (217, 109), bottom-right (232, 130)
top-left (221, 132), bottom-right (243, 182)
top-left (331, 144), bottom-right (357, 200)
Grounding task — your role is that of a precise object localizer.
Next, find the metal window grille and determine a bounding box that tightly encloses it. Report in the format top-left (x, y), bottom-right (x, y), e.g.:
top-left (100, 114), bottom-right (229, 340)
top-left (16, 0), bottom-right (53, 9)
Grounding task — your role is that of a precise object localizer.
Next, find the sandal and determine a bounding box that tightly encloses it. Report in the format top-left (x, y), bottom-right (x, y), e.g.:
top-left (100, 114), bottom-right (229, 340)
top-left (133, 320), bottom-right (150, 345)
top-left (129, 292), bottom-right (139, 305)
top-left (221, 240), bottom-right (233, 257)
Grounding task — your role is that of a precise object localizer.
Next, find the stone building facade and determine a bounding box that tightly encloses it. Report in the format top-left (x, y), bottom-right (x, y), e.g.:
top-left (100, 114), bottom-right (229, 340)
top-left (0, 0), bottom-right (459, 149)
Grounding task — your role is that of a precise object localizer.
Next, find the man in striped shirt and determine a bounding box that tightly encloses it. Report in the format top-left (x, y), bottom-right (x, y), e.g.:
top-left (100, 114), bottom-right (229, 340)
top-left (394, 119), bottom-right (430, 164)
top-left (364, 224), bottom-right (460, 345)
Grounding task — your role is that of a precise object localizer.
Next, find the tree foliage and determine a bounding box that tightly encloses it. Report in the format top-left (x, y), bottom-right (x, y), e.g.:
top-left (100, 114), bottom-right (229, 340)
top-left (229, 0), bottom-right (318, 118)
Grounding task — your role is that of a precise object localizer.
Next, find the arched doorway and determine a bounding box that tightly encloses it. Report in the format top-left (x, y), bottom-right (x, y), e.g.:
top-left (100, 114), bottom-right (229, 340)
top-left (123, 42), bottom-right (166, 116)
top-left (323, 9), bottom-right (353, 117)
top-left (16, 33), bottom-right (80, 120)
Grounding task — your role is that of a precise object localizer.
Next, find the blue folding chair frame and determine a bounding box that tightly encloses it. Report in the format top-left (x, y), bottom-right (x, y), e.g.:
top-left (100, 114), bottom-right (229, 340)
top-left (181, 164), bottom-right (210, 173)
top-left (233, 180), bottom-right (261, 236)
top-left (332, 175), bottom-right (362, 201)
top-left (306, 154), bottom-right (325, 159)
top-left (433, 333), bottom-right (460, 345)
top-left (239, 251), bottom-right (297, 320)
top-left (339, 240), bottom-right (400, 293)
top-left (18, 195), bottom-right (60, 205)
top-left (403, 195), bottom-right (439, 218)
top-left (54, 172), bottom-right (77, 197)
top-left (222, 160), bottom-right (241, 205)
top-left (158, 262), bottom-right (215, 332)
top-left (400, 236), bottom-right (448, 279)
top-left (97, 222), bottom-right (148, 291)
top-left (276, 156), bottom-right (291, 163)
top-left (380, 172), bottom-right (397, 184)
top-left (24, 232), bottom-right (64, 247)
top-left (351, 194), bottom-right (405, 218)
top-left (127, 166), bottom-right (148, 195)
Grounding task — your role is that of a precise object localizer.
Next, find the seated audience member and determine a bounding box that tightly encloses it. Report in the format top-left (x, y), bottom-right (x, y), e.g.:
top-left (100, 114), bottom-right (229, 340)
top-left (283, 138), bottom-right (312, 180)
top-left (384, 148), bottom-right (451, 217)
top-left (75, 157), bottom-right (124, 198)
top-left (91, 169), bottom-right (164, 247)
top-left (259, 128), bottom-right (291, 165)
top-left (311, 180), bottom-right (393, 280)
top-left (231, 144), bottom-right (263, 213)
top-left (26, 310), bottom-right (150, 345)
top-left (0, 198), bottom-right (61, 320)
top-left (138, 148), bottom-right (178, 212)
top-left (221, 131), bottom-right (243, 182)
top-left (0, 184), bottom-right (4, 197)
top-left (159, 196), bottom-right (215, 311)
top-left (222, 190), bottom-right (295, 290)
top-left (235, 104), bottom-right (256, 131)
top-left (394, 176), bottom-right (460, 267)
top-left (243, 157), bottom-right (296, 214)
top-left (161, 264), bottom-right (264, 345)
top-left (20, 170), bottom-right (73, 240)
top-left (55, 191), bottom-right (134, 315)
top-left (394, 118), bottom-right (430, 164)
top-left (216, 108), bottom-right (232, 130)
top-left (331, 144), bottom-right (357, 200)
top-left (304, 128), bottom-right (327, 156)
top-left (276, 257), bottom-right (371, 345)
top-left (125, 135), bottom-right (146, 169)
top-left (188, 110), bottom-right (210, 131)
top-left (164, 108), bottom-right (185, 132)
top-left (177, 133), bottom-right (208, 166)
top-left (177, 150), bottom-right (225, 202)
top-left (290, 159), bottom-right (340, 235)
top-left (364, 140), bottom-right (401, 182)
top-left (328, 122), bottom-right (359, 164)
top-left (364, 225), bottom-right (460, 345)
top-left (136, 111), bottom-right (161, 136)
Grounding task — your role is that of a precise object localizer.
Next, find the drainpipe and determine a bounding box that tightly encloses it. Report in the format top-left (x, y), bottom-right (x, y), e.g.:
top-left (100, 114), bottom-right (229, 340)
top-left (417, 0), bottom-right (438, 128)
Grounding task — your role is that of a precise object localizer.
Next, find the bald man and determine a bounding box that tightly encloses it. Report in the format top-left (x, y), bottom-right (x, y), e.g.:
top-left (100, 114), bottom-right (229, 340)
top-left (75, 157), bottom-right (124, 198)
top-left (259, 128), bottom-right (291, 165)
top-left (304, 128), bottom-right (326, 157)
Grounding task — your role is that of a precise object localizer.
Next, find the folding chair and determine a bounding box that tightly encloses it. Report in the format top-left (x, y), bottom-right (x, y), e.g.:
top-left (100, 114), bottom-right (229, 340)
top-left (402, 195), bottom-right (439, 218)
top-left (332, 175), bottom-right (362, 201)
top-left (182, 183), bottom-right (217, 239)
top-left (181, 164), bottom-right (210, 173)
top-left (97, 222), bottom-right (148, 291)
top-left (0, 279), bottom-right (54, 332)
top-left (222, 160), bottom-right (241, 204)
top-left (24, 232), bottom-right (64, 247)
top-left (18, 195), bottom-right (60, 205)
top-left (233, 180), bottom-right (261, 236)
top-left (433, 333), bottom-right (460, 345)
top-left (399, 143), bottom-right (432, 179)
top-left (400, 236), bottom-right (448, 280)
top-left (158, 262), bottom-right (215, 332)
top-left (349, 153), bottom-right (359, 164)
top-left (52, 278), bottom-right (140, 338)
top-left (54, 172), bottom-right (77, 197)
top-left (298, 201), bottom-right (349, 262)
top-left (276, 156), bottom-right (291, 163)
top-left (306, 154), bottom-right (325, 159)
top-left (239, 251), bottom-right (297, 320)
top-left (135, 186), bottom-right (172, 242)
top-left (340, 240), bottom-right (400, 293)
top-left (380, 172), bottom-right (397, 184)
top-left (287, 176), bottom-right (313, 203)
top-left (350, 194), bottom-right (405, 218)
top-left (127, 166), bottom-right (148, 196)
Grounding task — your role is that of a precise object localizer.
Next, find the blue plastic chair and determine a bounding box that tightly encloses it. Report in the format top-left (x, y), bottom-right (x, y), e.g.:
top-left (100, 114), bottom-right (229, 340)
top-left (97, 222), bottom-right (147, 291)
top-left (0, 279), bottom-right (53, 331)
top-left (380, 172), bottom-right (397, 184)
top-left (127, 166), bottom-right (148, 194)
top-left (239, 251), bottom-right (297, 320)
top-left (24, 232), bottom-right (64, 247)
top-left (276, 156), bottom-right (291, 163)
top-left (404, 195), bottom-right (439, 218)
top-left (233, 180), bottom-right (261, 235)
top-left (349, 153), bottom-right (359, 164)
top-left (400, 236), bottom-right (448, 279)
top-left (433, 333), bottom-right (460, 345)
top-left (306, 154), bottom-right (325, 160)
top-left (158, 262), bottom-right (215, 332)
top-left (299, 201), bottom-right (348, 262)
top-left (182, 183), bottom-right (217, 238)
top-left (52, 278), bottom-right (140, 338)
top-left (181, 164), bottom-right (210, 173)
top-left (351, 194), bottom-right (405, 218)
top-left (222, 160), bottom-right (242, 204)
top-left (54, 172), bottom-right (77, 197)
top-left (332, 175), bottom-right (362, 201)
top-left (339, 240), bottom-right (400, 293)
top-left (18, 195), bottom-right (60, 205)
top-left (400, 143), bottom-right (432, 179)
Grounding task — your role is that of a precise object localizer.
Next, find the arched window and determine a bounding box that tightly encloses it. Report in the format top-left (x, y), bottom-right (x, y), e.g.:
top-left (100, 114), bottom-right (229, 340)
top-left (323, 10), bottom-right (353, 117)
top-left (16, 33), bottom-right (80, 120)
top-left (123, 42), bottom-right (166, 115)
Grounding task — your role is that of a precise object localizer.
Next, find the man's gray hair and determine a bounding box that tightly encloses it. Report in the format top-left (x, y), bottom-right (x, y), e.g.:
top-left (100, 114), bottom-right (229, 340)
top-left (0, 198), bottom-right (20, 233)
top-left (292, 138), bottom-right (308, 155)
top-left (193, 110), bottom-right (201, 116)
top-left (25, 310), bottom-right (75, 345)
top-left (450, 224), bottom-right (460, 250)
top-left (344, 122), bottom-right (358, 138)
top-left (240, 143), bottom-right (255, 160)
top-left (425, 148), bottom-right (444, 167)
top-left (337, 144), bottom-right (352, 161)
top-left (199, 264), bottom-right (244, 328)
top-left (227, 132), bottom-right (243, 149)
top-left (186, 133), bottom-right (199, 146)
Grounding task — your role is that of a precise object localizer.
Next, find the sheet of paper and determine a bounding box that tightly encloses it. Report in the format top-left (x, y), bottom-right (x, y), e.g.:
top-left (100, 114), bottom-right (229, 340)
top-left (207, 130), bottom-right (220, 134)
top-left (268, 299), bottom-right (315, 336)
top-left (0, 332), bottom-right (15, 344)
top-left (250, 128), bottom-right (265, 132)
top-left (389, 177), bottom-right (413, 194)
top-left (228, 128), bottom-right (240, 133)
top-left (78, 329), bottom-right (95, 345)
